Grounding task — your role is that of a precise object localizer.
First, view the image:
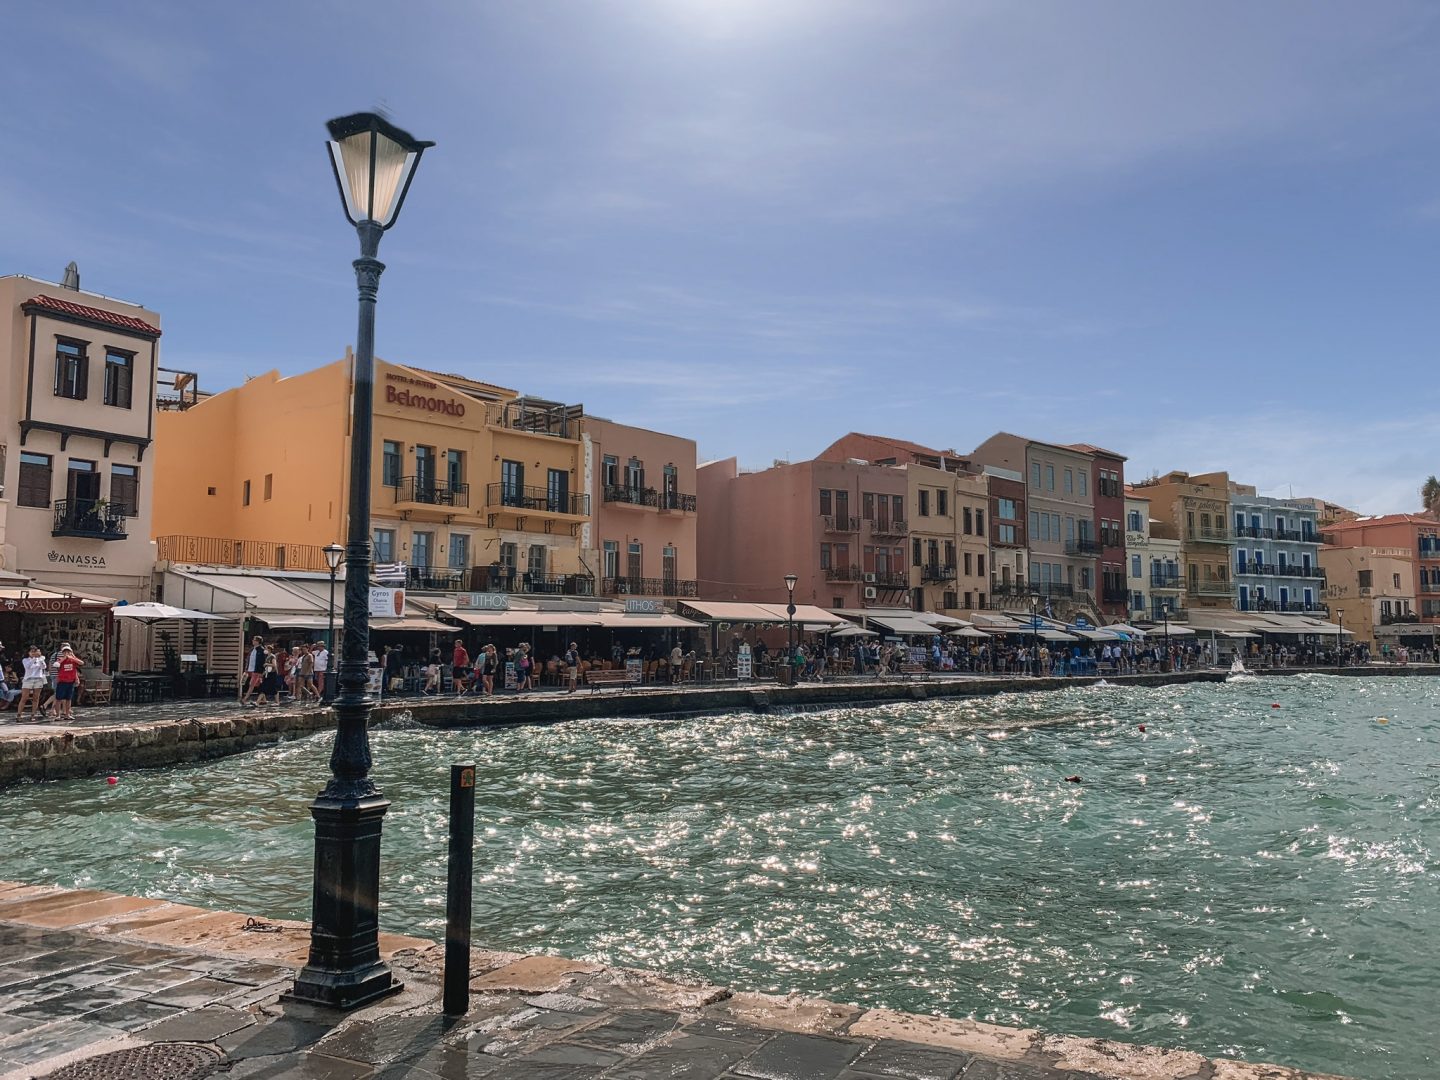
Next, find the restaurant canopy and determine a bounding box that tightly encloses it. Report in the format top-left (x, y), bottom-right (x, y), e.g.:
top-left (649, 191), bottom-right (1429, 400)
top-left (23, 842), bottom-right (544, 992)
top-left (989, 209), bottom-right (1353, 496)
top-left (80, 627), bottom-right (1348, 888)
top-left (679, 601), bottom-right (845, 627)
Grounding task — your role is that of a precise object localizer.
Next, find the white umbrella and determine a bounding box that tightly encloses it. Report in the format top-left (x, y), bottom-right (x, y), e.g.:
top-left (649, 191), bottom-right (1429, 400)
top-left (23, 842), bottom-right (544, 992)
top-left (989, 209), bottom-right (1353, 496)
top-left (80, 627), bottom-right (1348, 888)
top-left (948, 626), bottom-right (990, 639)
top-left (830, 625), bottom-right (879, 638)
top-left (112, 602), bottom-right (224, 621)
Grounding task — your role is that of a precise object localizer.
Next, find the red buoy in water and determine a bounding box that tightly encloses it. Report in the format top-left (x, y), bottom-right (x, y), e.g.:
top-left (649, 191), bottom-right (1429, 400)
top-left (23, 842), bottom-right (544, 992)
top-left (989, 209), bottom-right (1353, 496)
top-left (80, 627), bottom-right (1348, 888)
top-left (1271, 703), bottom-right (1281, 709)
top-left (106, 776), bottom-right (118, 785)
top-left (1065, 775), bottom-right (1082, 783)
top-left (1139, 724), bottom-right (1146, 732)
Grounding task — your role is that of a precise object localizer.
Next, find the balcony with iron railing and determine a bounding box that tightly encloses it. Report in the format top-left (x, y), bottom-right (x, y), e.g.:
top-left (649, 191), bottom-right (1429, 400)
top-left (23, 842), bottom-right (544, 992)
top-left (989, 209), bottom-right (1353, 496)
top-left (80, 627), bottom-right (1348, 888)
top-left (1236, 562), bottom-right (1326, 580)
top-left (1247, 600), bottom-right (1329, 614)
top-left (869, 571), bottom-right (910, 588)
top-left (1187, 578), bottom-right (1234, 596)
top-left (485, 483), bottom-right (589, 517)
top-left (1234, 525), bottom-right (1274, 540)
top-left (1148, 605), bottom-right (1191, 623)
top-left (1420, 582), bottom-right (1440, 594)
top-left (1102, 586), bottom-right (1129, 603)
top-left (1380, 611), bottom-right (1421, 624)
top-left (393, 476), bottom-right (469, 509)
top-left (491, 399), bottom-right (583, 439)
top-left (870, 518), bottom-right (908, 538)
top-left (921, 563), bottom-right (957, 583)
top-left (1150, 569), bottom-right (1183, 589)
top-left (601, 576), bottom-right (698, 598)
top-left (466, 567), bottom-right (596, 596)
top-left (602, 485), bottom-right (697, 512)
top-left (825, 565), bottom-right (864, 582)
top-left (1187, 527), bottom-right (1233, 544)
top-left (52, 499), bottom-right (127, 541)
top-left (1419, 542), bottom-right (1440, 560)
top-left (822, 514), bottom-right (860, 534)
top-left (404, 566), bottom-right (468, 592)
top-left (156, 535), bottom-right (332, 571)
top-left (1064, 538), bottom-right (1103, 556)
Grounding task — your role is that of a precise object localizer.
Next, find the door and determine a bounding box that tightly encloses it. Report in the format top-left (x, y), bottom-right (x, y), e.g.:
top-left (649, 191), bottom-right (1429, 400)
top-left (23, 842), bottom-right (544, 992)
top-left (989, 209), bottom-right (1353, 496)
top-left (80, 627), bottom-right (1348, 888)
top-left (414, 446), bottom-right (435, 495)
top-left (67, 460), bottom-right (100, 504)
top-left (1239, 586), bottom-right (1249, 611)
top-left (501, 460), bottom-right (524, 505)
top-left (663, 546), bottom-right (677, 592)
top-left (412, 531), bottom-right (433, 570)
top-left (448, 533), bottom-right (469, 570)
top-left (547, 468), bottom-right (569, 514)
top-left (627, 542), bottom-right (643, 581)
top-left (663, 465), bottom-right (678, 509)
top-left (603, 541), bottom-right (619, 581)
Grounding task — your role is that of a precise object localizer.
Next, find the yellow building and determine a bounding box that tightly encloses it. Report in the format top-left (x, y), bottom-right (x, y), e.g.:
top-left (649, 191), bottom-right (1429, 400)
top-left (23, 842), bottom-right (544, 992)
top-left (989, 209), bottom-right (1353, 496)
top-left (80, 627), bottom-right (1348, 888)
top-left (152, 355), bottom-right (594, 595)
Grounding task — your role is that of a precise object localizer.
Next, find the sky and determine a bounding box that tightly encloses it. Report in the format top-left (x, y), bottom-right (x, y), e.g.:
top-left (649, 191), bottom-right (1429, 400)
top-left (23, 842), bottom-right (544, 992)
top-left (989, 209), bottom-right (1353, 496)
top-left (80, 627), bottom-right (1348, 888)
top-left (4, 0), bottom-right (1438, 515)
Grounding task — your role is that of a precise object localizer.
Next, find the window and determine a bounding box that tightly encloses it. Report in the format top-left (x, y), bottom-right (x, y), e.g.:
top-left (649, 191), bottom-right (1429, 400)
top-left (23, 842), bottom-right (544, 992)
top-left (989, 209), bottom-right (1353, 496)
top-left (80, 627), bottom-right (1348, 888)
top-left (449, 533), bottom-right (469, 569)
top-left (663, 464), bottom-right (678, 507)
top-left (820, 489), bottom-right (832, 516)
top-left (1064, 468), bottom-right (1073, 494)
top-left (627, 541), bottom-right (643, 579)
top-left (1051, 513), bottom-right (1061, 540)
top-left (242, 479), bottom-right (251, 507)
top-left (963, 551), bottom-right (972, 575)
top-left (103, 349), bottom-right (133, 408)
top-left (1045, 465), bottom-right (1055, 491)
top-left (263, 473), bottom-right (273, 501)
top-left (663, 546), bottom-right (677, 586)
top-left (977, 554), bottom-right (985, 576)
top-left (937, 489), bottom-right (948, 516)
top-left (626, 457), bottom-right (644, 491)
top-left (836, 490), bottom-right (850, 521)
top-left (110, 465), bottom-right (138, 516)
top-left (206, 486), bottom-right (216, 496)
top-left (913, 537), bottom-right (923, 563)
top-left (863, 492), bottom-right (875, 520)
top-left (833, 596), bottom-right (844, 609)
top-left (943, 591), bottom-right (958, 609)
top-left (893, 495), bottom-right (904, 521)
top-left (1128, 509), bottom-right (1143, 531)
top-left (412, 531), bottom-right (433, 568)
top-left (1132, 555), bottom-right (1141, 578)
top-left (528, 544), bottom-right (547, 578)
top-left (1030, 510), bottom-right (1041, 540)
top-left (820, 543), bottom-right (832, 570)
top-left (53, 340), bottom-right (88, 400)
top-left (961, 507), bottom-right (971, 534)
top-left (499, 541), bottom-right (517, 576)
top-left (501, 459), bottom-right (524, 504)
top-left (66, 459), bottom-right (99, 506)
top-left (998, 524), bottom-right (1016, 544)
top-left (447, 450), bottom-right (465, 491)
top-left (975, 509), bottom-right (984, 533)
top-left (382, 441), bottom-right (402, 486)
top-left (918, 490), bottom-right (930, 517)
top-left (998, 497), bottom-right (1017, 520)
top-left (603, 455), bottom-right (619, 487)
top-left (1031, 462), bottom-right (1041, 488)
top-left (1078, 470), bottom-right (1087, 497)
top-left (372, 528), bottom-right (396, 563)
top-left (546, 468), bottom-right (569, 513)
top-left (944, 540), bottom-right (954, 565)
top-left (603, 541), bottom-right (619, 579)
top-left (18, 452), bottom-right (52, 507)
top-left (1394, 573), bottom-right (1402, 589)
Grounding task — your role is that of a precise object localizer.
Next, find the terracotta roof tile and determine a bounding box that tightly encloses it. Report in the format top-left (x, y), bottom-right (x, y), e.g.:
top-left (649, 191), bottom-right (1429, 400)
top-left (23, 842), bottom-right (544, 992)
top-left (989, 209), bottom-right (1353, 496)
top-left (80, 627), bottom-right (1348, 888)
top-left (23, 294), bottom-right (161, 337)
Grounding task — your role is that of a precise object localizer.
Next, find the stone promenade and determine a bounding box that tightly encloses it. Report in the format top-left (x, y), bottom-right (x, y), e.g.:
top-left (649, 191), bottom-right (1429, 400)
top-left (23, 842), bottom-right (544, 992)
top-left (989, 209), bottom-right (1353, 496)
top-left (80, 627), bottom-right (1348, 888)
top-left (0, 881), bottom-right (1347, 1080)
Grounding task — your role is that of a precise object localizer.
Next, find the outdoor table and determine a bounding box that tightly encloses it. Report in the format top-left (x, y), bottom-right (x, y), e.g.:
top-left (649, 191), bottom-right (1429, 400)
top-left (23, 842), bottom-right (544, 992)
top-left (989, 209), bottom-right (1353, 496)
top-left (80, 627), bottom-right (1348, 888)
top-left (114, 673), bottom-right (168, 704)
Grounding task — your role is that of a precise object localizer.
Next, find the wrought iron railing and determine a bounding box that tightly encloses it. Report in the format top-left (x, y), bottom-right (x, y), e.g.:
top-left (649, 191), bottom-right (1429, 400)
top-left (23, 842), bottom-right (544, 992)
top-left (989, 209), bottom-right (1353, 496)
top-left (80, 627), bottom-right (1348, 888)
top-left (825, 565), bottom-right (864, 581)
top-left (1150, 570), bottom-right (1183, 588)
top-left (1236, 563), bottom-right (1325, 580)
top-left (405, 566), bottom-right (467, 592)
top-left (921, 564), bottom-right (957, 582)
top-left (822, 514), bottom-right (860, 533)
top-left (1379, 611), bottom-right (1420, 624)
top-left (51, 499), bottom-right (127, 540)
top-left (467, 567), bottom-right (596, 596)
top-left (156, 535), bottom-right (331, 571)
top-left (870, 518), bottom-right (908, 537)
top-left (600, 576), bottom-right (699, 597)
top-left (486, 484), bottom-right (589, 516)
top-left (1187, 579), bottom-right (1233, 596)
top-left (1064, 538), bottom-right (1103, 556)
top-left (1187, 528), bottom-right (1232, 543)
top-left (393, 476), bottom-right (469, 508)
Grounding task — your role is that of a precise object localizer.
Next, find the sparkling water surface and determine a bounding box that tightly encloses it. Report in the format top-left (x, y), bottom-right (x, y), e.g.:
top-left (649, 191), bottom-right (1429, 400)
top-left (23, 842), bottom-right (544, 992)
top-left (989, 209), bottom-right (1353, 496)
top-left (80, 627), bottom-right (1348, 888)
top-left (6, 676), bottom-right (1439, 1079)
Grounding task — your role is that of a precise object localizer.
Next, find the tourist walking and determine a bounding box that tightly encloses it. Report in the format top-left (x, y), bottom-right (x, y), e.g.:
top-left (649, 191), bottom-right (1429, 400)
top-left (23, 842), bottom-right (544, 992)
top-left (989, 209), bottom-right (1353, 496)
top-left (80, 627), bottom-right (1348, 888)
top-left (565, 642), bottom-right (580, 693)
top-left (314, 640), bottom-right (331, 701)
top-left (240, 636), bottom-right (266, 705)
top-left (423, 650), bottom-right (442, 695)
top-left (52, 645), bottom-right (84, 721)
top-left (297, 644), bottom-right (319, 704)
top-left (452, 638), bottom-right (471, 696)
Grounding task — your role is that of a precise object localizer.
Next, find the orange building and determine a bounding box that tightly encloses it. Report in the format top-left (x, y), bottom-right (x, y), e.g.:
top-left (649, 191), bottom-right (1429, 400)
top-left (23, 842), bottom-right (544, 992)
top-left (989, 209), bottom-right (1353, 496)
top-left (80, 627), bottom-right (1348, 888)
top-left (1321, 514), bottom-right (1440, 628)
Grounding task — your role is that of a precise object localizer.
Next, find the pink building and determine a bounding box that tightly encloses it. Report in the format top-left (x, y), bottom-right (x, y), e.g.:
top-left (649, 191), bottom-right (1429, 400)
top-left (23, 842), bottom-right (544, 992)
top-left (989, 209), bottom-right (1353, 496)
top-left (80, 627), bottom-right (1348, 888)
top-left (697, 456), bottom-right (909, 608)
top-left (586, 416), bottom-right (698, 599)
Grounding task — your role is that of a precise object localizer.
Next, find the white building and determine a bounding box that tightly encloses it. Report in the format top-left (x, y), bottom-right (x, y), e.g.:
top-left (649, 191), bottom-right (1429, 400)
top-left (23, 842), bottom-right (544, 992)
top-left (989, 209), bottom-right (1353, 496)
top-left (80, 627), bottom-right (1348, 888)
top-left (1124, 492), bottom-right (1185, 623)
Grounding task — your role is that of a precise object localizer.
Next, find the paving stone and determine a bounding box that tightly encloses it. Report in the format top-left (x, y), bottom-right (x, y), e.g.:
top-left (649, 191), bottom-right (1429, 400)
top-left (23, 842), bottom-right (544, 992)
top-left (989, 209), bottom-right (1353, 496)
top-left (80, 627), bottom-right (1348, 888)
top-left (105, 944), bottom-right (196, 968)
top-left (376, 1044), bottom-right (501, 1079)
top-left (852, 1039), bottom-right (975, 1080)
top-left (228, 1050), bottom-right (379, 1078)
top-left (607, 1034), bottom-right (754, 1079)
top-left (220, 1014), bottom-right (335, 1060)
top-left (680, 1018), bottom-right (777, 1046)
top-left (569, 1008), bottom-right (678, 1053)
top-left (957, 1062), bottom-right (1073, 1080)
top-left (202, 958), bottom-right (296, 986)
top-left (108, 963), bottom-right (205, 994)
top-left (315, 1014), bottom-right (462, 1065)
top-left (142, 974), bottom-right (242, 1007)
top-left (0, 1014), bottom-right (33, 1036)
top-left (139, 1003), bottom-right (257, 1042)
top-left (84, 997), bottom-right (186, 1032)
top-left (734, 1032), bottom-right (867, 1080)
top-left (0, 1018), bottom-right (118, 1065)
top-left (522, 1041), bottom-right (628, 1069)
top-left (6, 982), bottom-right (144, 1021)
top-left (524, 991), bottom-right (609, 1014)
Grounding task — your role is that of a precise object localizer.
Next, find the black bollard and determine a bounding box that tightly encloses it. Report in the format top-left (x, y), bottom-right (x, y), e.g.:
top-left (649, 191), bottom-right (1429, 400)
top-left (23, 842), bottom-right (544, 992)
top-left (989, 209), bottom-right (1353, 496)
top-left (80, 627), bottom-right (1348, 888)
top-left (443, 763), bottom-right (476, 1016)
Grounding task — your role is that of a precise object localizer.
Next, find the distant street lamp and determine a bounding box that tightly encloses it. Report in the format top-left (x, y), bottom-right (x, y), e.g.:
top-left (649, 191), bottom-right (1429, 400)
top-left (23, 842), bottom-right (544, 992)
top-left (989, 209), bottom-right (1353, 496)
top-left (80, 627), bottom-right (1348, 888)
top-left (785, 573), bottom-right (798, 681)
top-left (1337, 609), bottom-right (1344, 670)
top-left (290, 112), bottom-right (432, 1011)
top-left (1163, 603), bottom-right (1171, 672)
top-left (1030, 592), bottom-right (1040, 677)
top-left (323, 542), bottom-right (344, 700)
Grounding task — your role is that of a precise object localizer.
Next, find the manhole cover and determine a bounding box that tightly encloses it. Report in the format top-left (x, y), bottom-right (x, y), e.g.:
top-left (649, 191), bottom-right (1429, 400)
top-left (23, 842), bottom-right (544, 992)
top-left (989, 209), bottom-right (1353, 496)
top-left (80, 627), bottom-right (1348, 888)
top-left (47, 1042), bottom-right (222, 1080)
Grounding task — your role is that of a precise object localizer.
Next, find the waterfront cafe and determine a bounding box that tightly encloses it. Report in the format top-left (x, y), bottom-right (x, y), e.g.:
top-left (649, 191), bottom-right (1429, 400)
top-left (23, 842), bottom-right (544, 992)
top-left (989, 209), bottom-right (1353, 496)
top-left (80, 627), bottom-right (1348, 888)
top-left (676, 600), bottom-right (847, 653)
top-left (831, 607), bottom-right (967, 639)
top-left (1186, 610), bottom-right (1350, 659)
top-left (0, 571), bottom-right (117, 671)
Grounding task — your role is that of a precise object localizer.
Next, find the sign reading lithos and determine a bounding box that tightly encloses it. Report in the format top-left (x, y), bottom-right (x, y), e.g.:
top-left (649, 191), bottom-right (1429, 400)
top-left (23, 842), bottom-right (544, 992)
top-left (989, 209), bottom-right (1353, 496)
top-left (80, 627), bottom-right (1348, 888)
top-left (624, 598), bottom-right (664, 614)
top-left (458, 593), bottom-right (510, 611)
top-left (383, 372), bottom-right (466, 416)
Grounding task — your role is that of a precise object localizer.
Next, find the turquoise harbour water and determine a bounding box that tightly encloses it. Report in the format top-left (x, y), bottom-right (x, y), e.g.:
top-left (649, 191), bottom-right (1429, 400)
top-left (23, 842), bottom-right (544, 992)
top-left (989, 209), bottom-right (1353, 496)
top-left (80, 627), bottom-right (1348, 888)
top-left (5, 677), bottom-right (1439, 1078)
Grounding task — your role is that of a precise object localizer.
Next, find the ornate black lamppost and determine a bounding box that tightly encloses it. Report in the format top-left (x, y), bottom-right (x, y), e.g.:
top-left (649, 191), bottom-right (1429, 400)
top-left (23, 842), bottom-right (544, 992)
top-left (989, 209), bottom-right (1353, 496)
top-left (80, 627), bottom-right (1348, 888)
top-left (785, 573), bottom-right (798, 680)
top-left (1030, 592), bottom-right (1040, 677)
top-left (323, 542), bottom-right (344, 700)
top-left (290, 112), bottom-right (432, 1010)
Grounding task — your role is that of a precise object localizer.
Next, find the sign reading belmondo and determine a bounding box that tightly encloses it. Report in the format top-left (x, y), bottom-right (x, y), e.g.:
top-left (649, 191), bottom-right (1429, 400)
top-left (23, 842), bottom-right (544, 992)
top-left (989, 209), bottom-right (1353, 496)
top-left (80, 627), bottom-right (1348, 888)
top-left (383, 372), bottom-right (465, 416)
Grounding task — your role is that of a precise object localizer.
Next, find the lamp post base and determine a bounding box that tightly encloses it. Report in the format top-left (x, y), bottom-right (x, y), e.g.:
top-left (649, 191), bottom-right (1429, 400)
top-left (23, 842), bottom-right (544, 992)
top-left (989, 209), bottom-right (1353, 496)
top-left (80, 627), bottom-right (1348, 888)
top-left (288, 793), bottom-right (403, 1010)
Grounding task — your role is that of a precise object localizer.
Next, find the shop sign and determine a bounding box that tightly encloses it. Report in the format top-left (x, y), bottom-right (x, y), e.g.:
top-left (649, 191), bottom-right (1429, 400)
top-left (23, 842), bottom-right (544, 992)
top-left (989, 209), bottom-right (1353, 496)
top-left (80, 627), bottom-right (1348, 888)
top-left (624, 598), bottom-right (664, 614)
top-left (736, 643), bottom-right (753, 680)
top-left (625, 658), bottom-right (644, 684)
top-left (383, 372), bottom-right (466, 416)
top-left (458, 593), bottom-right (510, 611)
top-left (2, 596), bottom-right (87, 613)
top-left (47, 551), bottom-right (107, 568)
top-left (368, 587), bottom-right (406, 618)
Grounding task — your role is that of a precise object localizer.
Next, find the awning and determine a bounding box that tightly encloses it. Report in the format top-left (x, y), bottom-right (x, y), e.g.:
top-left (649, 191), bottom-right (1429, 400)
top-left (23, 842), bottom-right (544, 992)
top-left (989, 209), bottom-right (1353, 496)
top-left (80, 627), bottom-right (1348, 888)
top-left (1106, 624), bottom-right (1147, 638)
top-left (371, 617), bottom-right (455, 633)
top-left (1374, 622), bottom-right (1437, 637)
top-left (1038, 629), bottom-right (1078, 641)
top-left (830, 625), bottom-right (879, 638)
top-left (0, 585), bottom-right (114, 612)
top-left (948, 626), bottom-right (990, 639)
top-left (263, 615), bottom-right (331, 629)
top-left (859, 615), bottom-right (943, 636)
top-left (448, 609), bottom-right (602, 628)
top-left (680, 601), bottom-right (783, 624)
top-left (591, 612), bottom-right (703, 629)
